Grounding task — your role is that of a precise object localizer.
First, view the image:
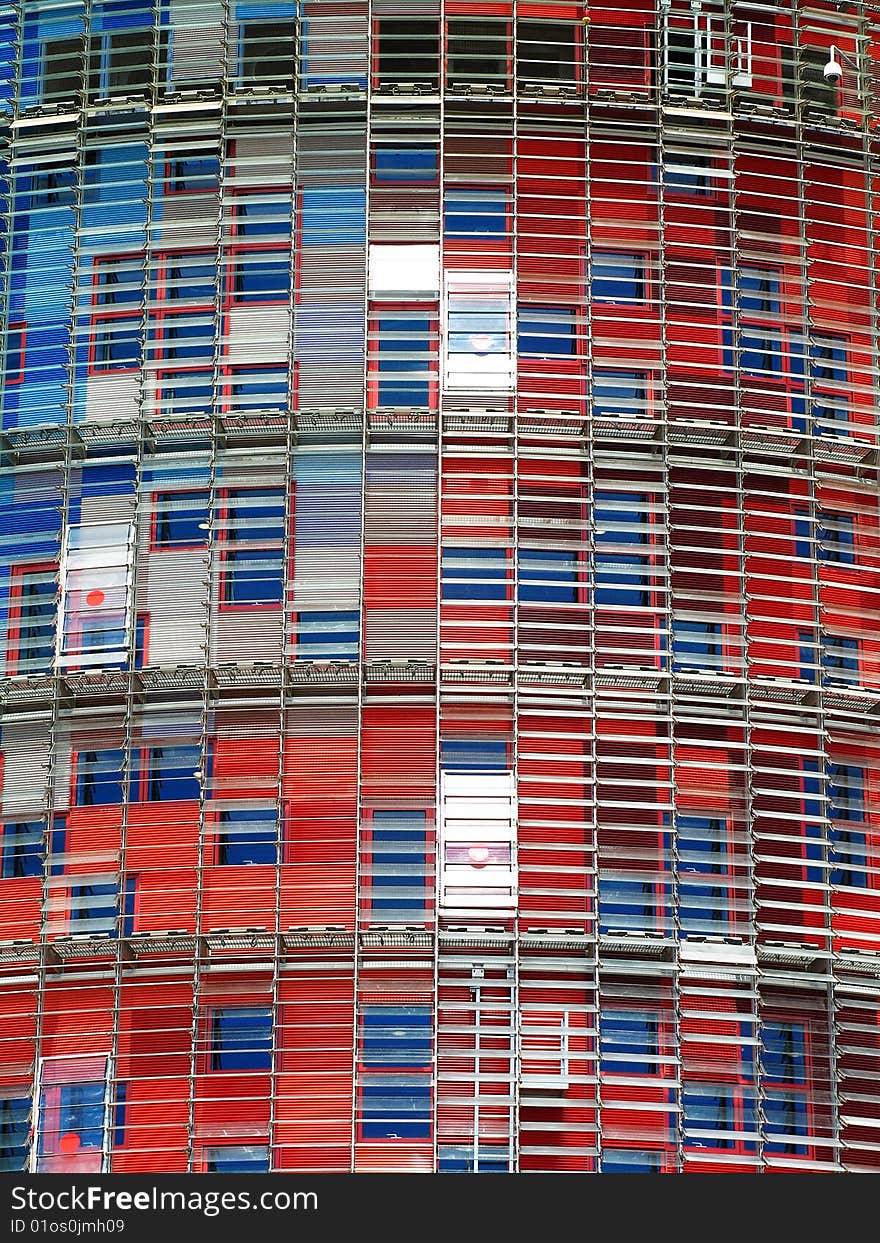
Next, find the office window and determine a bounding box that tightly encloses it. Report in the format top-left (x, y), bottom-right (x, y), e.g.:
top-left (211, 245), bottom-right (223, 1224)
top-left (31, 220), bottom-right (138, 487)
top-left (210, 1008), bottom-right (273, 1071)
top-left (828, 763), bottom-right (867, 888)
top-left (516, 21), bottom-right (576, 88)
top-left (664, 153), bottom-right (714, 196)
top-left (8, 563), bottom-right (57, 673)
top-left (219, 488), bottom-right (286, 607)
top-left (441, 738), bottom-right (508, 771)
top-left (738, 268), bottom-right (780, 315)
top-left (1, 822), bottom-right (44, 879)
top-left (518, 306), bottom-right (576, 358)
top-left (665, 14), bottom-right (752, 93)
top-left (367, 810), bottom-right (428, 918)
top-left (152, 490), bottom-right (210, 549)
top-left (229, 256), bottom-right (291, 304)
top-left (373, 145), bottom-right (439, 185)
top-left (672, 620), bottom-right (721, 672)
top-left (600, 1010), bottom-right (660, 1075)
top-left (817, 512), bottom-right (855, 564)
top-left (294, 610), bottom-right (360, 661)
top-left (59, 522), bottom-right (132, 670)
top-left (132, 744), bottom-right (201, 803)
top-left (43, 37), bottom-right (83, 102)
top-left (375, 314), bottom-right (435, 407)
top-left (599, 876), bottom-right (669, 934)
top-left (821, 634), bottom-right (859, 686)
top-left (602, 1150), bottom-right (663, 1173)
top-left (678, 816), bottom-right (734, 933)
top-left (762, 1021), bottom-right (809, 1155)
top-left (591, 252), bottom-right (646, 303)
top-left (594, 491), bottom-right (651, 607)
top-left (682, 1085), bottom-right (757, 1151)
top-left (74, 750), bottom-right (125, 807)
top-left (447, 19), bottom-right (509, 88)
top-left (90, 257), bottom-right (143, 372)
top-left (800, 47), bottom-right (839, 115)
top-left (39, 1081), bottom-right (105, 1156)
top-left (0, 1097), bottom-right (30, 1172)
top-left (217, 808), bottom-right (278, 866)
top-left (206, 1144), bottom-right (270, 1173)
top-left (166, 155), bottom-right (220, 194)
top-left (376, 19), bottom-right (440, 88)
top-left (445, 274), bottom-right (514, 391)
top-left (442, 547), bottom-right (508, 601)
top-left (438, 1144), bottom-right (509, 1173)
top-left (666, 23), bottom-right (699, 93)
top-left (444, 191), bottom-right (507, 239)
top-left (159, 253), bottom-right (216, 304)
top-left (518, 548), bottom-right (579, 604)
top-left (593, 371), bottom-right (648, 419)
top-left (360, 1006), bottom-right (431, 1139)
top-left (811, 337), bottom-right (848, 383)
top-left (238, 20), bottom-right (296, 90)
top-left (70, 883), bottom-right (117, 933)
top-left (88, 29), bottom-right (152, 98)
top-left (6, 321), bottom-right (26, 384)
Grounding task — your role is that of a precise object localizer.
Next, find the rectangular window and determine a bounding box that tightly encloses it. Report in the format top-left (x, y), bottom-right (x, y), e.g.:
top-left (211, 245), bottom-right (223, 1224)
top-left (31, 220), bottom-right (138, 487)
top-left (518, 548), bottom-right (579, 604)
top-left (6, 321), bottom-right (26, 384)
top-left (592, 252), bottom-right (646, 303)
top-left (683, 1085), bottom-right (757, 1152)
top-left (166, 155), bottom-right (220, 195)
top-left (360, 1006), bottom-right (431, 1139)
top-left (441, 547), bottom-right (508, 601)
top-left (600, 1010), bottom-right (660, 1075)
top-left (70, 883), bottom-right (118, 933)
top-left (447, 19), bottom-right (510, 89)
top-left (800, 47), bottom-right (839, 115)
top-left (1, 822), bottom-right (44, 879)
top-left (40, 1081), bottom-right (105, 1156)
top-left (219, 488), bottom-right (286, 607)
top-left (43, 37), bottom-right (82, 102)
top-left (438, 1144), bottom-right (509, 1172)
top-left (663, 153), bottom-right (714, 196)
top-left (518, 306), bottom-right (576, 358)
top-left (373, 145), bottom-right (439, 185)
top-left (593, 371), bottom-right (648, 419)
top-left (294, 610), bottom-right (360, 661)
top-left (672, 620), bottom-right (721, 672)
top-left (762, 1021), bottom-right (809, 1156)
top-left (516, 21), bottom-right (577, 89)
top-left (229, 256), bottom-right (291, 304)
top-left (238, 20), bottom-right (296, 90)
top-left (440, 738), bottom-right (508, 772)
top-left (8, 563), bottom-right (57, 673)
top-left (602, 1150), bottom-right (663, 1173)
top-left (738, 268), bottom-right (781, 315)
top-left (828, 763), bottom-right (867, 888)
top-left (375, 313), bottom-right (435, 407)
top-left (594, 491), bottom-right (651, 607)
top-left (206, 1144), bottom-right (270, 1173)
top-left (821, 634), bottom-right (859, 686)
top-left (89, 256), bottom-right (143, 373)
top-left (74, 750), bottom-right (125, 808)
top-left (217, 808), bottom-right (278, 866)
top-left (59, 522), bottom-right (133, 670)
top-left (131, 745), bottom-right (201, 803)
top-left (677, 816), bottom-right (734, 933)
top-left (599, 876), bottom-right (669, 934)
top-left (89, 29), bottom-right (152, 99)
top-left (211, 1008), bottom-right (272, 1071)
top-left (811, 337), bottom-right (848, 383)
top-left (367, 810), bottom-right (428, 919)
top-left (817, 512), bottom-right (855, 564)
top-left (376, 19), bottom-right (440, 89)
top-left (445, 272), bottom-right (514, 392)
top-left (0, 1097), bottom-right (30, 1172)
top-left (444, 191), bottom-right (507, 239)
top-left (152, 491), bottom-right (210, 549)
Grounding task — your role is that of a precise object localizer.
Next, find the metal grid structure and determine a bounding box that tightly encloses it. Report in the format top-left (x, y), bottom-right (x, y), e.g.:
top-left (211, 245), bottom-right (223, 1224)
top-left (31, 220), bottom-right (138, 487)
top-left (0, 0), bottom-right (879, 1174)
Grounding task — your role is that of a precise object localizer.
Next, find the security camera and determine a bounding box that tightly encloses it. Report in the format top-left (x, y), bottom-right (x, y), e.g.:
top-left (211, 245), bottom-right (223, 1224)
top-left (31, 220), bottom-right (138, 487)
top-left (823, 56), bottom-right (843, 84)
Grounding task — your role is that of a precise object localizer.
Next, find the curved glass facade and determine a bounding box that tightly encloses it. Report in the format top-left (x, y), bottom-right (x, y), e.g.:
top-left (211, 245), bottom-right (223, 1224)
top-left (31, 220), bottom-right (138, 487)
top-left (0, 0), bottom-right (879, 1174)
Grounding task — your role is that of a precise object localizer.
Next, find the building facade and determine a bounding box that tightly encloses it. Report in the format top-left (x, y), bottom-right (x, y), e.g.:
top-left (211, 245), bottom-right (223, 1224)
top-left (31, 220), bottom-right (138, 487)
top-left (0, 0), bottom-right (879, 1174)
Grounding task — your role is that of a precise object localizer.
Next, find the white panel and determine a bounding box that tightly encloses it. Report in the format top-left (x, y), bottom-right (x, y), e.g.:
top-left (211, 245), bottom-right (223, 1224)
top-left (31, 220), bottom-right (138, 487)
top-left (83, 373), bottom-right (140, 425)
top-left (1, 722), bottom-right (50, 817)
top-left (369, 244), bottom-right (439, 298)
top-left (226, 307), bottom-right (290, 364)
